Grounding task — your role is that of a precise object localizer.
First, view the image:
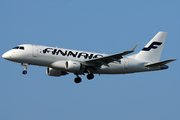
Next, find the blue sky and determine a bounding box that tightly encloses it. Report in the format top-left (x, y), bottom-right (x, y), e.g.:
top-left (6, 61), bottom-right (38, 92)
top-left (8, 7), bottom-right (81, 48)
top-left (0, 0), bottom-right (179, 120)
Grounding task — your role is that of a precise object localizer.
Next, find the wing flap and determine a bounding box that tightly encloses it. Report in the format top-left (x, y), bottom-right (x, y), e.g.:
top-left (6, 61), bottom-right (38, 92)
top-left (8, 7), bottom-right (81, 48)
top-left (144, 59), bottom-right (176, 67)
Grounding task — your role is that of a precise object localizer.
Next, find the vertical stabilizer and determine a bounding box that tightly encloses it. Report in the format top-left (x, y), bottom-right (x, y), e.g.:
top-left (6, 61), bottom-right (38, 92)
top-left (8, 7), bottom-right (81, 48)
top-left (136, 31), bottom-right (167, 62)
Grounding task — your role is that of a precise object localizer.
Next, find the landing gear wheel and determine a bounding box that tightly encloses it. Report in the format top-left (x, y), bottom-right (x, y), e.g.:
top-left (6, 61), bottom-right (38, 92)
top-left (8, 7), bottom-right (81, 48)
top-left (87, 73), bottom-right (94, 80)
top-left (74, 77), bottom-right (82, 83)
top-left (22, 70), bottom-right (27, 75)
top-left (21, 63), bottom-right (28, 75)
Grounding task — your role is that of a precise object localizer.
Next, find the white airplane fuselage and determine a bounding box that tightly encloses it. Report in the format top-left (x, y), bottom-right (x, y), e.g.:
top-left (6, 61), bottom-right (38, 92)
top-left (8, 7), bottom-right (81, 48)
top-left (2, 44), bottom-right (161, 74)
top-left (2, 32), bottom-right (176, 83)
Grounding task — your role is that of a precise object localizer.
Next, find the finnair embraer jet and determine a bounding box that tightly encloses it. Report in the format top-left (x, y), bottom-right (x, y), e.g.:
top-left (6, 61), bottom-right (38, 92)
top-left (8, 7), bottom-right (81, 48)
top-left (2, 31), bottom-right (176, 83)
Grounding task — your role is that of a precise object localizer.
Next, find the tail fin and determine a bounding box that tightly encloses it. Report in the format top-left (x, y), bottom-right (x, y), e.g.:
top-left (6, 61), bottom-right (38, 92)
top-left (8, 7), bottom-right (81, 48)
top-left (136, 31), bottom-right (167, 62)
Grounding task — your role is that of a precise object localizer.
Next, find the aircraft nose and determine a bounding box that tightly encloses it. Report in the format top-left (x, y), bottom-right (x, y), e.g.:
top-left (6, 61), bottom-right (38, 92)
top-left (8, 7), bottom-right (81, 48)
top-left (2, 51), bottom-right (10, 59)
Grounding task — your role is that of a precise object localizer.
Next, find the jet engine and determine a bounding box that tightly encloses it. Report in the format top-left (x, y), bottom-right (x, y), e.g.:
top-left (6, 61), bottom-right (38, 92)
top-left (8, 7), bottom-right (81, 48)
top-left (46, 67), bottom-right (68, 77)
top-left (65, 60), bottom-right (85, 72)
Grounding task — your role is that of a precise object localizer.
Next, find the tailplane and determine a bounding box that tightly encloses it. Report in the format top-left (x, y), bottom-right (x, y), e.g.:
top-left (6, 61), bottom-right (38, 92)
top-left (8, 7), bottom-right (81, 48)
top-left (136, 31), bottom-right (167, 62)
top-left (144, 59), bottom-right (176, 67)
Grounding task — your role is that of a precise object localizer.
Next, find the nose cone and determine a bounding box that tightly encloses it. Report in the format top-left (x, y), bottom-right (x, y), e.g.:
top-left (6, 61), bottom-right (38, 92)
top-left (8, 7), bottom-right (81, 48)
top-left (2, 51), bottom-right (10, 59)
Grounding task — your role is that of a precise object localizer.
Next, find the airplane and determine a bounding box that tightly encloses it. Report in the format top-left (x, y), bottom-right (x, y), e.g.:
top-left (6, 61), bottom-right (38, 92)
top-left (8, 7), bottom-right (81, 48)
top-left (2, 31), bottom-right (176, 83)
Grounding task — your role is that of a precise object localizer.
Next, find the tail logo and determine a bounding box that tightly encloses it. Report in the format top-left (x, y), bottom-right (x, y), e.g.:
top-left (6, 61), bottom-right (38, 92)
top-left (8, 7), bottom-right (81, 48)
top-left (142, 42), bottom-right (162, 51)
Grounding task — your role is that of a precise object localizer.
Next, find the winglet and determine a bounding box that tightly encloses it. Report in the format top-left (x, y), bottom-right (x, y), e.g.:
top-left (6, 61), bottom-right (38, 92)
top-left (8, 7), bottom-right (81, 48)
top-left (122, 43), bottom-right (139, 56)
top-left (131, 43), bottom-right (139, 52)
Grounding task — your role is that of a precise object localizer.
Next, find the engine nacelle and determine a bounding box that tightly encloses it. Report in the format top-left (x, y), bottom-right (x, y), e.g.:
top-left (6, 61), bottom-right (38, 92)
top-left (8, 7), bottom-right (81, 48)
top-left (65, 60), bottom-right (85, 72)
top-left (46, 67), bottom-right (68, 77)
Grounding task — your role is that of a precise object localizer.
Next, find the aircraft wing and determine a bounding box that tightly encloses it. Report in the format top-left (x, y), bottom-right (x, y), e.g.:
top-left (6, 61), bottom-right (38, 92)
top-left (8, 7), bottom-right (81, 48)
top-left (82, 43), bottom-right (139, 68)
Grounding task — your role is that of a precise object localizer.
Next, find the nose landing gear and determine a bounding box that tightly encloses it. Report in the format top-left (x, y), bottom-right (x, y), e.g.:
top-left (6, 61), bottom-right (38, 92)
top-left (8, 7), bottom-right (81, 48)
top-left (22, 70), bottom-right (27, 74)
top-left (21, 63), bottom-right (28, 75)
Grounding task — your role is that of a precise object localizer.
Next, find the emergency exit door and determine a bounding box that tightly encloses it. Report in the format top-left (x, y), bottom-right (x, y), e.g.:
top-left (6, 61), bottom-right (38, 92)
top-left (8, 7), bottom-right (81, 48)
top-left (32, 45), bottom-right (38, 57)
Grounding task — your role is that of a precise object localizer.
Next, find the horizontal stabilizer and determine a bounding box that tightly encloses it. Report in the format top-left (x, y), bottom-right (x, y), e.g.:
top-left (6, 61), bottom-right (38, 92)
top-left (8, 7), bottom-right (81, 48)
top-left (144, 59), bottom-right (176, 67)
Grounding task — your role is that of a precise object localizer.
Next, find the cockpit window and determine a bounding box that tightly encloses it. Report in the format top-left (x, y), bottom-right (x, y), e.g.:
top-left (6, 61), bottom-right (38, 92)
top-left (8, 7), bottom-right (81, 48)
top-left (13, 46), bottom-right (19, 49)
top-left (12, 46), bottom-right (25, 50)
top-left (19, 46), bottom-right (24, 50)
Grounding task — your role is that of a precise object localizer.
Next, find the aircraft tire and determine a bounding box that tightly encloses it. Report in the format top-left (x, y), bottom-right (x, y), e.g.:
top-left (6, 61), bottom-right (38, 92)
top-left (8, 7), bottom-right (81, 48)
top-left (22, 70), bottom-right (27, 75)
top-left (74, 77), bottom-right (82, 83)
top-left (87, 73), bottom-right (94, 80)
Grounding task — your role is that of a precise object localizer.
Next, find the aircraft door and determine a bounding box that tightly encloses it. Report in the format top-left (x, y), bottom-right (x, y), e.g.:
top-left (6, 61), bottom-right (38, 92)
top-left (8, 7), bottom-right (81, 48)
top-left (124, 58), bottom-right (128, 69)
top-left (32, 45), bottom-right (38, 57)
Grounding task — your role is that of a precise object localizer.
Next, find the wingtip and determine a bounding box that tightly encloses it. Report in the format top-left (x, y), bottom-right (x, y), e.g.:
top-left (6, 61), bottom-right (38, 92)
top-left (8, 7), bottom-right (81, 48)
top-left (132, 43), bottom-right (139, 51)
top-left (171, 59), bottom-right (177, 61)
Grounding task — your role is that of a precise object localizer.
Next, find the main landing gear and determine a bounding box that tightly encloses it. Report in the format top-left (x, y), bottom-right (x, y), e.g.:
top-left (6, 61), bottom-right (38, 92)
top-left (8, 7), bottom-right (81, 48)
top-left (87, 73), bottom-right (94, 80)
top-left (21, 63), bottom-right (28, 75)
top-left (74, 73), bottom-right (94, 83)
top-left (74, 77), bottom-right (82, 83)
